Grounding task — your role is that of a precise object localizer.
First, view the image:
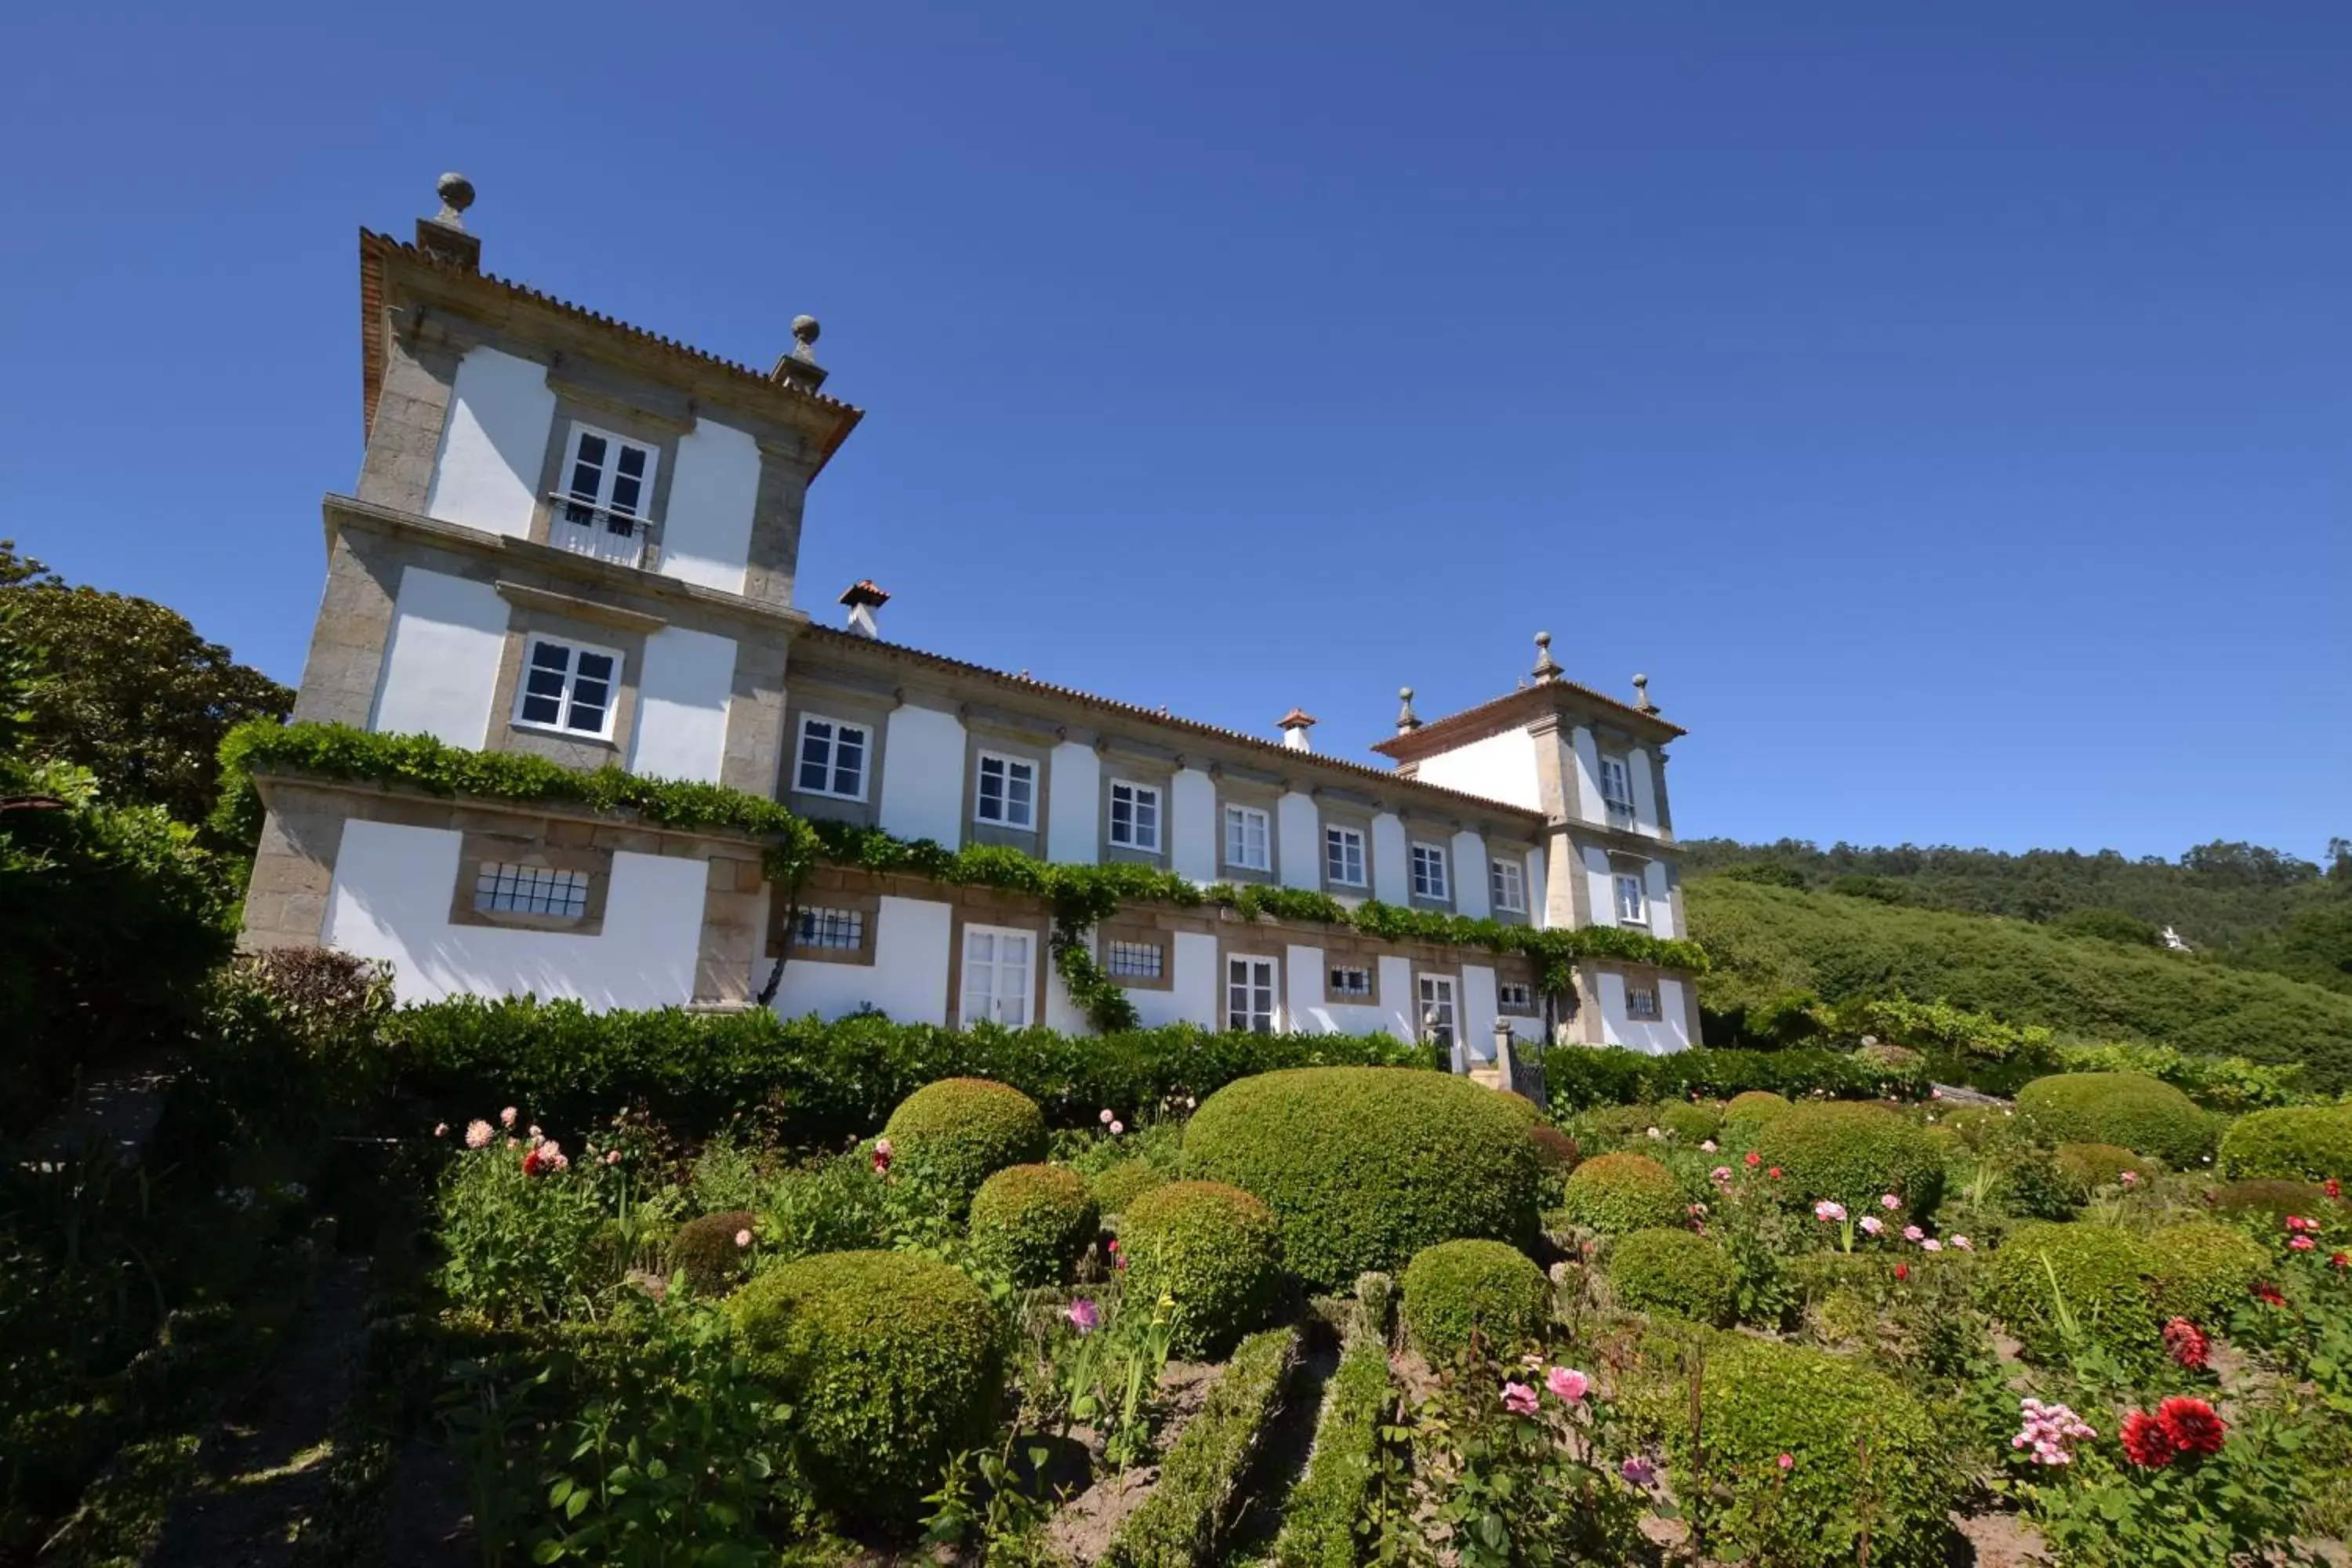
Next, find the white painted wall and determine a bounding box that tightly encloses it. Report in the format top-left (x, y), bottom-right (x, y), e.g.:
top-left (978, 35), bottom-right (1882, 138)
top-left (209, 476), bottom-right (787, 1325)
top-left (1171, 767), bottom-right (1217, 884)
top-left (1451, 830), bottom-right (1490, 919)
top-left (1569, 726), bottom-right (1605, 829)
top-left (1595, 971), bottom-right (1693, 1054)
top-left (1371, 813), bottom-right (1410, 904)
top-left (1459, 961), bottom-right (1501, 1062)
top-left (629, 626), bottom-right (735, 784)
top-left (879, 705), bottom-right (965, 846)
top-left (1643, 860), bottom-right (1676, 938)
top-left (1123, 931), bottom-right (1219, 1029)
top-left (771, 895), bottom-right (951, 1025)
top-left (370, 567), bottom-right (508, 747)
top-left (1276, 792), bottom-right (1320, 891)
top-left (1526, 848), bottom-right (1551, 930)
top-left (659, 418), bottom-right (760, 596)
top-left (1413, 728), bottom-right (1541, 811)
top-left (426, 347), bottom-right (556, 539)
top-left (1046, 742), bottom-right (1101, 864)
top-left (1044, 941), bottom-right (1088, 1033)
top-left (1377, 954), bottom-right (1416, 1040)
top-left (1630, 748), bottom-right (1662, 837)
top-left (1284, 943), bottom-right (1324, 1033)
top-left (1582, 844), bottom-right (1615, 928)
top-left (326, 819), bottom-right (702, 1007)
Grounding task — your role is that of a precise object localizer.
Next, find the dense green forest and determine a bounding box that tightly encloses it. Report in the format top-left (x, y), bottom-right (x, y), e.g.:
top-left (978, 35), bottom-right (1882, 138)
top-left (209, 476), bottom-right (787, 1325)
top-left (1680, 834), bottom-right (2352, 995)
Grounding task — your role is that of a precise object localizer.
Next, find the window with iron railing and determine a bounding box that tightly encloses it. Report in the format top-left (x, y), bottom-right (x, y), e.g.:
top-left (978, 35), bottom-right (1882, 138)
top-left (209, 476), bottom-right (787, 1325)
top-left (551, 423), bottom-right (660, 568)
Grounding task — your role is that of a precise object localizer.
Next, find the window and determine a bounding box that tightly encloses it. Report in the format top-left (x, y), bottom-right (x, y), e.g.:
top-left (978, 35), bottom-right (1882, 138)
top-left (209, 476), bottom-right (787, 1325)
top-left (1599, 755), bottom-right (1635, 828)
top-left (1105, 940), bottom-right (1163, 980)
top-left (474, 862), bottom-right (590, 918)
top-left (514, 636), bottom-right (619, 739)
top-left (1417, 974), bottom-right (1457, 1052)
top-left (960, 925), bottom-right (1033, 1027)
top-left (1628, 985), bottom-right (1662, 1022)
top-left (1410, 842), bottom-right (1450, 902)
top-left (975, 753), bottom-right (1036, 829)
top-left (1224, 804), bottom-right (1271, 871)
top-left (1109, 780), bottom-right (1162, 851)
top-left (555, 424), bottom-right (659, 564)
top-left (793, 716), bottom-right (869, 800)
top-left (1229, 956), bottom-right (1278, 1033)
top-left (1497, 981), bottom-right (1534, 1013)
top-left (1328, 965), bottom-right (1372, 999)
top-left (1324, 826), bottom-right (1367, 887)
top-left (793, 907), bottom-right (865, 951)
top-left (1614, 873), bottom-right (1648, 927)
top-left (1491, 858), bottom-right (1527, 914)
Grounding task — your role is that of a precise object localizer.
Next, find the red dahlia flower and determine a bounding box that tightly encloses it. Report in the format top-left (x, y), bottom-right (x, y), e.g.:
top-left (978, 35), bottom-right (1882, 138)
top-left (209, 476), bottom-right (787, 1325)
top-left (2161, 1317), bottom-right (2209, 1371)
top-left (521, 1144), bottom-right (549, 1178)
top-left (2118, 1410), bottom-right (2176, 1468)
top-left (2156, 1396), bottom-right (2226, 1457)
top-left (2255, 1282), bottom-right (2288, 1307)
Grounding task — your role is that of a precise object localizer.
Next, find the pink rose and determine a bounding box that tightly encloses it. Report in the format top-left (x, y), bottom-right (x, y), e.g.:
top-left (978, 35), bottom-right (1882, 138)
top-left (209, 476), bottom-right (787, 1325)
top-left (1880, 1193), bottom-right (1901, 1211)
top-left (1858, 1216), bottom-right (1883, 1236)
top-left (1110, 1120), bottom-right (1125, 1136)
top-left (1950, 1235), bottom-right (1973, 1250)
top-left (1546, 1367), bottom-right (1590, 1403)
top-left (1100, 1109), bottom-right (1115, 1126)
top-left (434, 1123), bottom-right (448, 1138)
top-left (1069, 1298), bottom-right (1100, 1334)
top-left (464, 1120), bottom-right (493, 1149)
top-left (1501, 1381), bottom-right (1540, 1416)
top-left (499, 1107), bottom-right (517, 1129)
top-left (1700, 1140), bottom-right (1718, 1152)
top-left (1920, 1238), bottom-right (1942, 1252)
top-left (1777, 1453), bottom-right (1794, 1472)
top-left (734, 1228), bottom-right (753, 1247)
top-left (1902, 1225), bottom-right (1925, 1243)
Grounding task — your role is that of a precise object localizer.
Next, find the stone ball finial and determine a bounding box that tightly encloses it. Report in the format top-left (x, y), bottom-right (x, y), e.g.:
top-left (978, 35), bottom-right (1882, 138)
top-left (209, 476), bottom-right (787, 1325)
top-left (434, 172), bottom-right (475, 225)
top-left (1395, 686), bottom-right (1421, 734)
top-left (792, 314), bottom-right (821, 346)
top-left (1632, 673), bottom-right (1657, 713)
top-left (1531, 630), bottom-right (1563, 684)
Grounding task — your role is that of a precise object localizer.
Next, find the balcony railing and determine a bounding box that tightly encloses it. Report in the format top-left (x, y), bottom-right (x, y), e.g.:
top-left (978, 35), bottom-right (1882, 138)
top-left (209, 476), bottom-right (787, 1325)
top-left (547, 495), bottom-right (660, 571)
top-left (1603, 798), bottom-right (1637, 830)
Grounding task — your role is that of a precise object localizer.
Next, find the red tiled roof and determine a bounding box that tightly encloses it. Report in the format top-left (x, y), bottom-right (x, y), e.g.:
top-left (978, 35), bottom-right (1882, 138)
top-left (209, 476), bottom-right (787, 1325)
top-left (1371, 679), bottom-right (1686, 764)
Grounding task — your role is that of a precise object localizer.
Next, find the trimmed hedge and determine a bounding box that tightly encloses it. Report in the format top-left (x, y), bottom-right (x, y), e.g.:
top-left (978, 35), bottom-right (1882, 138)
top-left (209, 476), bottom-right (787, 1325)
top-left (2053, 1142), bottom-right (2151, 1197)
top-left (1608, 1228), bottom-right (1736, 1325)
top-left (967, 1163), bottom-right (1098, 1287)
top-left (1751, 1102), bottom-right (1946, 1216)
top-left (2205, 1179), bottom-right (2338, 1221)
top-left (1183, 1068), bottom-right (1540, 1290)
top-left (1545, 1045), bottom-right (1927, 1112)
top-left (728, 1250), bottom-right (1002, 1520)
top-left (1400, 1240), bottom-right (1552, 1359)
top-left (2014, 1073), bottom-right (2216, 1168)
top-left (1720, 1090), bottom-right (1792, 1150)
top-left (1120, 1182), bottom-right (1284, 1358)
top-left (1107, 1327), bottom-right (1298, 1568)
top-left (2217, 1105), bottom-right (2352, 1182)
top-left (1984, 1221), bottom-right (2156, 1357)
top-left (880, 1078), bottom-right (1047, 1210)
top-left (1090, 1158), bottom-right (1172, 1215)
top-left (1558, 1152), bottom-right (1687, 1235)
top-left (1272, 1330), bottom-right (1391, 1568)
top-left (666, 1210), bottom-right (758, 1297)
top-left (2147, 1221), bottom-right (2268, 1324)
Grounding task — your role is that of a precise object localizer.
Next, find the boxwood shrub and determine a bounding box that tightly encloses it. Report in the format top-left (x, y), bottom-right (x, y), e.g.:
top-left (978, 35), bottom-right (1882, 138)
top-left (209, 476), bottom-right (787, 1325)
top-left (1720, 1090), bottom-right (1792, 1150)
top-left (2206, 1178), bottom-right (2340, 1221)
top-left (2014, 1072), bottom-right (2216, 1168)
top-left (967, 1163), bottom-right (1098, 1287)
top-left (1400, 1240), bottom-right (1552, 1359)
top-left (2053, 1142), bottom-right (2151, 1198)
top-left (1751, 1102), bottom-right (1946, 1216)
top-left (665, 1210), bottom-right (758, 1297)
top-left (1654, 1101), bottom-right (1721, 1144)
top-left (1984, 1221), bottom-right (2156, 1357)
top-left (1545, 1045), bottom-right (1928, 1112)
top-left (1557, 1152), bottom-right (1687, 1236)
top-left (1607, 1227), bottom-right (1736, 1325)
top-left (1089, 1157), bottom-right (1171, 1216)
top-left (880, 1078), bottom-right (1047, 1211)
top-left (2216, 1105), bottom-right (2352, 1182)
top-left (728, 1250), bottom-right (1002, 1520)
top-left (1182, 1068), bottom-right (1539, 1290)
top-left (1120, 1181), bottom-right (1283, 1357)
top-left (1272, 1330), bottom-right (1390, 1568)
top-left (2147, 1220), bottom-right (2267, 1324)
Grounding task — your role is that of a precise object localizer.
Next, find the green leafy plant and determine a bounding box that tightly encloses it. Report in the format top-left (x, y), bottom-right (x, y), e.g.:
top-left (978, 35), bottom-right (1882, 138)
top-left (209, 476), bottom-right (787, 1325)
top-left (1983, 1221), bottom-right (2158, 1361)
top-left (1399, 1240), bottom-right (1552, 1360)
top-left (434, 1123), bottom-right (612, 1325)
top-left (1557, 1151), bottom-right (1689, 1236)
top-left (2216, 1105), bottom-right (2352, 1181)
top-left (663, 1210), bottom-right (759, 1299)
top-left (1607, 1227), bottom-right (1737, 1326)
top-left (965, 1163), bottom-right (1098, 1288)
top-left (1751, 1102), bottom-right (1947, 1217)
top-left (1118, 1181), bottom-right (1283, 1358)
top-left (879, 1077), bottom-right (1049, 1213)
top-left (2145, 1221), bottom-right (2267, 1326)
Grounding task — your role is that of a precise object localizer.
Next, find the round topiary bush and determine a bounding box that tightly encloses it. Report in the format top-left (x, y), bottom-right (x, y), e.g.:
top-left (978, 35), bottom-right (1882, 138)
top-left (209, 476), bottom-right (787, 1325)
top-left (1400, 1239), bottom-right (1552, 1359)
top-left (2147, 1220), bottom-right (2268, 1324)
top-left (1120, 1181), bottom-right (1283, 1357)
top-left (1577, 1103), bottom-right (1661, 1146)
top-left (728, 1250), bottom-right (1002, 1519)
top-left (1721, 1090), bottom-right (1792, 1150)
top-left (1984, 1221), bottom-right (2156, 1356)
top-left (1607, 1228), bottom-right (1736, 1325)
top-left (880, 1077), bottom-right (1048, 1211)
top-left (967, 1164), bottom-right (1098, 1288)
top-left (1751, 1102), bottom-right (1945, 1216)
top-left (1557, 1152), bottom-right (1688, 1235)
top-left (1528, 1124), bottom-right (1581, 1175)
top-left (2217, 1106), bottom-right (2352, 1182)
top-left (666, 1210), bottom-right (758, 1297)
top-left (1182, 1068), bottom-right (1539, 1290)
top-left (1654, 1101), bottom-right (1721, 1145)
top-left (1087, 1157), bottom-right (1170, 1216)
top-left (2206, 1178), bottom-right (2339, 1221)
top-left (1664, 1337), bottom-right (1955, 1568)
top-left (2014, 1073), bottom-right (2216, 1169)
top-left (2053, 1142), bottom-right (2151, 1197)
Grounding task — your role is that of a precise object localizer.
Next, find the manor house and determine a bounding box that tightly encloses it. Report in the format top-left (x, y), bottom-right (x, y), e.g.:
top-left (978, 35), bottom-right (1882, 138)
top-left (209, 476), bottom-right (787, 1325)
top-left (238, 176), bottom-right (1702, 1062)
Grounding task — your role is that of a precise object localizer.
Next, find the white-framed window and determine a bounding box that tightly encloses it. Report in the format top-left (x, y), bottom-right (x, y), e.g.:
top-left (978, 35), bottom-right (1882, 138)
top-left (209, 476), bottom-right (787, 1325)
top-left (1628, 985), bottom-right (1663, 1022)
top-left (555, 423), bottom-right (659, 563)
top-left (1109, 780), bottom-right (1162, 851)
top-left (1228, 956), bottom-right (1278, 1033)
top-left (474, 862), bottom-right (590, 918)
top-left (975, 753), bottom-right (1037, 830)
top-left (1417, 974), bottom-right (1457, 1051)
top-left (1223, 804), bottom-right (1271, 871)
top-left (1614, 873), bottom-right (1648, 927)
top-left (960, 924), bottom-right (1033, 1027)
top-left (1410, 842), bottom-right (1450, 902)
top-left (514, 636), bottom-right (621, 739)
top-left (1497, 981), bottom-right (1534, 1013)
top-left (1599, 755), bottom-right (1635, 828)
top-left (1490, 858), bottom-right (1527, 914)
top-left (793, 907), bottom-right (866, 950)
top-left (793, 715), bottom-right (869, 801)
top-left (1324, 826), bottom-right (1367, 887)
top-left (1329, 965), bottom-right (1372, 999)
top-left (1105, 940), bottom-right (1163, 980)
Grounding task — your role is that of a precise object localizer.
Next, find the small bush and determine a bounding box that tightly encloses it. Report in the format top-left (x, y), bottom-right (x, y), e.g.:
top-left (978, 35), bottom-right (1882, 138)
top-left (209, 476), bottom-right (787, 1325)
top-left (2053, 1142), bottom-right (2151, 1197)
top-left (666, 1210), bottom-right (758, 1297)
top-left (1089, 1157), bottom-right (1171, 1215)
top-left (1655, 1101), bottom-right (1721, 1144)
top-left (967, 1164), bottom-right (1098, 1287)
top-left (728, 1250), bottom-right (1001, 1520)
top-left (1400, 1240), bottom-right (1552, 1360)
top-left (1107, 1327), bottom-right (1298, 1568)
top-left (1528, 1125), bottom-right (1581, 1174)
top-left (2014, 1072), bottom-right (2216, 1168)
top-left (2205, 1179), bottom-right (2338, 1221)
top-left (880, 1077), bottom-right (1047, 1211)
top-left (2147, 1221), bottom-right (2267, 1324)
top-left (1558, 1152), bottom-right (1688, 1235)
top-left (1938, 1105), bottom-right (2008, 1149)
top-left (1751, 1102), bottom-right (1946, 1216)
top-left (1983, 1221), bottom-right (2156, 1356)
top-left (1272, 1332), bottom-right (1389, 1568)
top-left (1544, 1045), bottom-right (1927, 1112)
top-left (1120, 1181), bottom-right (1283, 1357)
top-left (2217, 1106), bottom-right (2352, 1181)
top-left (1720, 1090), bottom-right (1791, 1149)
top-left (1607, 1228), bottom-right (1736, 1325)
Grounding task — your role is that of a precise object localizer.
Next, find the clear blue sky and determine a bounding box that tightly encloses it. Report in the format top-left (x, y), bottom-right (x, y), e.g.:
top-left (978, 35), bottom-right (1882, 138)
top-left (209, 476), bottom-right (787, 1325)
top-left (3, 3), bottom-right (2345, 862)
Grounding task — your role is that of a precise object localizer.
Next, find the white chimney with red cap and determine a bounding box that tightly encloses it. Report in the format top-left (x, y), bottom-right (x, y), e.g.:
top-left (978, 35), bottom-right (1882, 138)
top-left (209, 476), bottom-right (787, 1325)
top-left (839, 580), bottom-right (889, 638)
top-left (1277, 707), bottom-right (1317, 753)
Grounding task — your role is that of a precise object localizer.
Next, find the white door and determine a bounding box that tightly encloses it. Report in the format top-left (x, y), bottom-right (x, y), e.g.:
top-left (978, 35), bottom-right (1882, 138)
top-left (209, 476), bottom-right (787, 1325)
top-left (1228, 956), bottom-right (1277, 1034)
top-left (1417, 974), bottom-right (1457, 1052)
top-left (961, 924), bottom-right (1033, 1027)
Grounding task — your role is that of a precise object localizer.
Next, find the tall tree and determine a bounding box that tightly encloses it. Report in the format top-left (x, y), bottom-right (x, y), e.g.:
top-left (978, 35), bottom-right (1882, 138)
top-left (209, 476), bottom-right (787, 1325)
top-left (0, 540), bottom-right (292, 829)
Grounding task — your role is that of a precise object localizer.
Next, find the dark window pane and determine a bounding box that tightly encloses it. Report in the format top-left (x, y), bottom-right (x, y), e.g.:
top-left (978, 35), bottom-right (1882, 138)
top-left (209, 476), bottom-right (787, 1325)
top-left (531, 643), bottom-right (571, 673)
top-left (575, 652), bottom-right (615, 683)
top-left (616, 445), bottom-right (648, 477)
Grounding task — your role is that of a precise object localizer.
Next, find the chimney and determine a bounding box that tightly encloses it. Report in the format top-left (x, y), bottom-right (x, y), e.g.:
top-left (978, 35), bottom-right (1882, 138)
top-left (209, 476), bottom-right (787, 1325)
top-left (771, 315), bottom-right (831, 394)
top-left (838, 580), bottom-right (890, 638)
top-left (416, 172), bottom-right (481, 273)
top-left (1277, 707), bottom-right (1317, 753)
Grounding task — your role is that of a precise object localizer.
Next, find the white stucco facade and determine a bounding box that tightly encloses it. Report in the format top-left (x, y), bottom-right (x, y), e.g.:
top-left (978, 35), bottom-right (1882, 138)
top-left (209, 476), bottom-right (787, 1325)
top-left (659, 418), bottom-right (761, 595)
top-left (879, 704), bottom-right (966, 846)
top-left (1414, 726), bottom-right (1541, 813)
top-left (370, 567), bottom-right (507, 746)
top-left (1276, 792), bottom-right (1320, 891)
top-left (424, 346), bottom-right (555, 539)
top-left (1596, 971), bottom-right (1693, 1054)
top-left (771, 895), bottom-right (953, 1025)
top-left (1371, 812), bottom-right (1410, 904)
top-left (1450, 829), bottom-right (1491, 919)
top-left (629, 626), bottom-right (735, 784)
top-left (1170, 767), bottom-right (1217, 884)
top-left (1045, 742), bottom-right (1101, 864)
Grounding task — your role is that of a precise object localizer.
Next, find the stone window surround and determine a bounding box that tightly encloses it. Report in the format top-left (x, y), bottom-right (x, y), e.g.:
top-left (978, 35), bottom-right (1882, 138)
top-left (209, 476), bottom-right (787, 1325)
top-left (1496, 977), bottom-right (1538, 1015)
top-left (1101, 757), bottom-right (1175, 868)
top-left (1489, 854), bottom-right (1531, 924)
top-left (1608, 851), bottom-right (1653, 928)
top-left (790, 710), bottom-right (876, 804)
top-left (1319, 804), bottom-right (1374, 894)
top-left (766, 884), bottom-right (881, 965)
top-left (1094, 913), bottom-right (1174, 993)
top-left (1411, 965), bottom-right (1463, 1044)
top-left (963, 723), bottom-right (1052, 849)
top-left (1219, 944), bottom-right (1284, 1033)
top-left (1406, 836), bottom-right (1454, 912)
top-left (1214, 778), bottom-right (1280, 883)
top-left (511, 630), bottom-right (626, 742)
top-left (779, 679), bottom-right (897, 830)
top-left (448, 829), bottom-right (613, 935)
top-left (948, 906), bottom-right (1051, 1029)
top-left (528, 379), bottom-right (688, 562)
top-left (485, 603), bottom-right (648, 768)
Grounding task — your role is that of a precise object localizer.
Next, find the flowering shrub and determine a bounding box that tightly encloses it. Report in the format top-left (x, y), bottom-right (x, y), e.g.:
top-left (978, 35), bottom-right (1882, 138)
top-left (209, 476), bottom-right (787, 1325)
top-left (2025, 1393), bottom-right (2310, 1568)
top-left (1557, 1152), bottom-right (1688, 1236)
top-left (663, 1209), bottom-right (759, 1298)
top-left (877, 1077), bottom-right (1048, 1213)
top-left (965, 1163), bottom-right (1098, 1288)
top-left (1118, 1181), bottom-right (1283, 1357)
top-left (2012, 1396), bottom-right (2098, 1466)
top-left (1400, 1240), bottom-right (1552, 1360)
top-left (434, 1116), bottom-right (614, 1323)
